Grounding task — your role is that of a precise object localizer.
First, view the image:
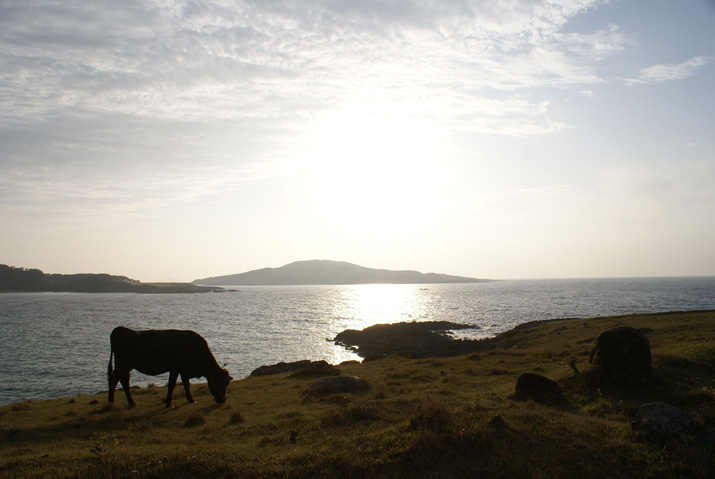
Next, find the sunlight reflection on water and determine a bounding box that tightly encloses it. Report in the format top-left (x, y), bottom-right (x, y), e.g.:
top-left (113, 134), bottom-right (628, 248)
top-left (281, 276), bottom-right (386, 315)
top-left (328, 284), bottom-right (428, 330)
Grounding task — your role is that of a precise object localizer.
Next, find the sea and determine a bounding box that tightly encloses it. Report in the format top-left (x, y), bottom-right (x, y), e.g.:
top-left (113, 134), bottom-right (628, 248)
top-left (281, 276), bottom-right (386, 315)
top-left (1, 277), bottom-right (714, 406)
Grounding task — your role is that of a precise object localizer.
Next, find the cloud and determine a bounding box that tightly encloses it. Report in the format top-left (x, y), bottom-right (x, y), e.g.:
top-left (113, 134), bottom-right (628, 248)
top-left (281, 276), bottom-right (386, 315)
top-left (0, 0), bottom-right (626, 219)
top-left (0, 1), bottom-right (617, 126)
top-left (627, 56), bottom-right (713, 85)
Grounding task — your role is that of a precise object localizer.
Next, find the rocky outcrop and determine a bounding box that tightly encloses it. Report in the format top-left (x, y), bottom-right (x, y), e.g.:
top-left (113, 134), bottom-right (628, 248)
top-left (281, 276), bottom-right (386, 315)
top-left (250, 360), bottom-right (338, 377)
top-left (632, 402), bottom-right (715, 446)
top-left (514, 373), bottom-right (563, 404)
top-left (334, 321), bottom-right (483, 358)
top-left (589, 326), bottom-right (652, 385)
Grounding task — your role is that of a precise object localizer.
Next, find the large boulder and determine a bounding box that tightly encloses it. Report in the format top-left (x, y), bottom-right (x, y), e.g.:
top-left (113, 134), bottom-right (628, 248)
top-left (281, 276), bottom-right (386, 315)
top-left (632, 402), bottom-right (715, 446)
top-left (305, 375), bottom-right (370, 397)
top-left (514, 373), bottom-right (563, 404)
top-left (589, 326), bottom-right (652, 385)
top-left (250, 360), bottom-right (338, 377)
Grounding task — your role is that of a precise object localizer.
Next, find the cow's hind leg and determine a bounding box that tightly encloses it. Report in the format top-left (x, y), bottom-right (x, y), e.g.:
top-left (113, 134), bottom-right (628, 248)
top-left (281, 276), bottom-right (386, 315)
top-left (108, 369), bottom-right (121, 404)
top-left (165, 370), bottom-right (179, 408)
top-left (181, 373), bottom-right (195, 403)
top-left (119, 370), bottom-right (136, 408)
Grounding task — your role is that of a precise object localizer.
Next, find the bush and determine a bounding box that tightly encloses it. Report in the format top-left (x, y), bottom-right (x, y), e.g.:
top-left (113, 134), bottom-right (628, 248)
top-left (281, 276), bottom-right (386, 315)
top-left (228, 410), bottom-right (244, 424)
top-left (185, 412), bottom-right (206, 427)
top-left (408, 396), bottom-right (455, 433)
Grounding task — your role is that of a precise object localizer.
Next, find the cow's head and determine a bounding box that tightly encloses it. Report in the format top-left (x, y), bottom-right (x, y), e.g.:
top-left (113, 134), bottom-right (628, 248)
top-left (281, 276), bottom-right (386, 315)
top-left (207, 368), bottom-right (233, 404)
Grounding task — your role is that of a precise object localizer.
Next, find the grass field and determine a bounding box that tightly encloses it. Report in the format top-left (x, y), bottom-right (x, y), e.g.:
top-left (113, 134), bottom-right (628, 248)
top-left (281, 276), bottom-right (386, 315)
top-left (1, 311), bottom-right (713, 478)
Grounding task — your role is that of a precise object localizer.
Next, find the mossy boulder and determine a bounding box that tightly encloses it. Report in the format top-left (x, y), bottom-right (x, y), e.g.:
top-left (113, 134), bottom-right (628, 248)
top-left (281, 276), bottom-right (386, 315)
top-left (514, 373), bottom-right (563, 404)
top-left (589, 326), bottom-right (652, 385)
top-left (632, 402), bottom-right (715, 446)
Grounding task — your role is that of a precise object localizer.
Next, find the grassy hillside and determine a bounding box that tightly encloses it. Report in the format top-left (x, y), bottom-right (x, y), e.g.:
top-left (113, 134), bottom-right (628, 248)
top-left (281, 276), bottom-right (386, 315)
top-left (1, 311), bottom-right (713, 478)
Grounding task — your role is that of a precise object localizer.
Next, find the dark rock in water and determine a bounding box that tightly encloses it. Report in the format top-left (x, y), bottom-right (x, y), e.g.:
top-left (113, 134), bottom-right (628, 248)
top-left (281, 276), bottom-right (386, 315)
top-left (589, 326), bottom-right (652, 385)
top-left (333, 321), bottom-right (484, 358)
top-left (251, 360), bottom-right (337, 377)
top-left (305, 375), bottom-right (370, 397)
top-left (632, 402), bottom-right (715, 446)
top-left (514, 373), bottom-right (563, 404)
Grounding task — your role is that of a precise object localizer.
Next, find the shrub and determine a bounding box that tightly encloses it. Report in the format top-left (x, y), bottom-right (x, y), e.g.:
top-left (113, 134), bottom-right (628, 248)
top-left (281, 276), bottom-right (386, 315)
top-left (185, 412), bottom-right (206, 427)
top-left (228, 410), bottom-right (244, 424)
top-left (408, 396), bottom-right (455, 433)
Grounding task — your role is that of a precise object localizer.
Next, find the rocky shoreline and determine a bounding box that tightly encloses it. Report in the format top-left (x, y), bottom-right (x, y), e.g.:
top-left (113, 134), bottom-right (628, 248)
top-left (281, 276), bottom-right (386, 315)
top-left (332, 320), bottom-right (491, 359)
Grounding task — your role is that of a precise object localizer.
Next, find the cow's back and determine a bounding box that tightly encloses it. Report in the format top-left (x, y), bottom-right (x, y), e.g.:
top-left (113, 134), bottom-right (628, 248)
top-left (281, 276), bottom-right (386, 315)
top-left (111, 328), bottom-right (212, 377)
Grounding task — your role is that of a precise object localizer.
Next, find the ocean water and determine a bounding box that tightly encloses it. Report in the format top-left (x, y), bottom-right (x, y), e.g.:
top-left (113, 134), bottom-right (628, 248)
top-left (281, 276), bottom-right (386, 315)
top-left (0, 277), bottom-right (713, 405)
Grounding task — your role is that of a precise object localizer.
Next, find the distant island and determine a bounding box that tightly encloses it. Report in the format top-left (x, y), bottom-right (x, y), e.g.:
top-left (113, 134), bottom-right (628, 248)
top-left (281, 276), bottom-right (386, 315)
top-left (192, 259), bottom-right (491, 286)
top-left (0, 265), bottom-right (226, 294)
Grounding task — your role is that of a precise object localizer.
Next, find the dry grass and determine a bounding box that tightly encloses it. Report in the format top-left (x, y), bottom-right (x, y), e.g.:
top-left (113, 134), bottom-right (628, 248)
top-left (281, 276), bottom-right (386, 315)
top-left (1, 311), bottom-right (713, 478)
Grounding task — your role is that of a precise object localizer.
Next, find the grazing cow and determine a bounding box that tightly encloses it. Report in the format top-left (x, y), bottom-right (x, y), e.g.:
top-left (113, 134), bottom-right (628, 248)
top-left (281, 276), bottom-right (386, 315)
top-left (107, 326), bottom-right (232, 408)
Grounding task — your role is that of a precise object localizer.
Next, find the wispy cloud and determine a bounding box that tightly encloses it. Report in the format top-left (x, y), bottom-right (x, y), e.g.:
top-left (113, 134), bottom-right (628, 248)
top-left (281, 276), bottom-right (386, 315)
top-left (0, 1), bottom-right (617, 128)
top-left (626, 56), bottom-right (713, 85)
top-left (0, 0), bottom-right (626, 218)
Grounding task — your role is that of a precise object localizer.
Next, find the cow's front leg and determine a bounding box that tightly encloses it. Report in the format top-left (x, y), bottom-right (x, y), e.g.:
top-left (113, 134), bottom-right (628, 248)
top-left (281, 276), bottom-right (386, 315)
top-left (165, 370), bottom-right (179, 408)
top-left (181, 373), bottom-right (195, 403)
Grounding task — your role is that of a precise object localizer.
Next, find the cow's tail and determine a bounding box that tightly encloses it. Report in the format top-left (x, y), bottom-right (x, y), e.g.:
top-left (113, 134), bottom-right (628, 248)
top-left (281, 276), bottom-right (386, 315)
top-left (107, 345), bottom-right (114, 379)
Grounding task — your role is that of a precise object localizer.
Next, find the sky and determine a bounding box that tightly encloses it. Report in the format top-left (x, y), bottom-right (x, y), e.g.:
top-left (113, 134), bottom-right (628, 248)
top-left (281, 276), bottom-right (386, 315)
top-left (1, 0), bottom-right (714, 282)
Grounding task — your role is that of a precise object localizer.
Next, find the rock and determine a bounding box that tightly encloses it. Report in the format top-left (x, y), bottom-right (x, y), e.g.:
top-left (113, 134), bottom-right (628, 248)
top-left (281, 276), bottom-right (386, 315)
top-left (488, 415), bottom-right (507, 430)
top-left (333, 321), bottom-right (483, 358)
top-left (632, 402), bottom-right (715, 446)
top-left (589, 326), bottom-right (652, 385)
top-left (250, 360), bottom-right (336, 377)
top-left (288, 361), bottom-right (340, 378)
top-left (339, 360), bottom-right (360, 366)
top-left (305, 375), bottom-right (370, 397)
top-left (514, 373), bottom-right (563, 404)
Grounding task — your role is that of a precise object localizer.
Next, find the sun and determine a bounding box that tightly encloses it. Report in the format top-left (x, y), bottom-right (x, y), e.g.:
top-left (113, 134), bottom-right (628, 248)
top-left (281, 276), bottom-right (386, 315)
top-left (307, 110), bottom-right (446, 237)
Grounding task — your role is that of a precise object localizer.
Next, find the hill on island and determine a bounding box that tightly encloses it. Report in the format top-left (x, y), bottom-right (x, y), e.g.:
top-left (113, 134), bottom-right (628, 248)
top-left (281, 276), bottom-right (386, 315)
top-left (0, 264), bottom-right (225, 294)
top-left (192, 260), bottom-right (490, 286)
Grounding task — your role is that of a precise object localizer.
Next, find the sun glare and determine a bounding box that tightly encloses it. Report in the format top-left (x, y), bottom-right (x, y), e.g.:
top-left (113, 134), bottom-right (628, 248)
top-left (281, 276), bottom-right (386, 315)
top-left (332, 284), bottom-right (427, 331)
top-left (308, 110), bottom-right (446, 237)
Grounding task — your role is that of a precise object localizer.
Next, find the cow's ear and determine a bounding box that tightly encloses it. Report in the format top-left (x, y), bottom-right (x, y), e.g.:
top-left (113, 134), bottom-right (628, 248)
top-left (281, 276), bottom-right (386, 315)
top-left (228, 375), bottom-right (234, 381)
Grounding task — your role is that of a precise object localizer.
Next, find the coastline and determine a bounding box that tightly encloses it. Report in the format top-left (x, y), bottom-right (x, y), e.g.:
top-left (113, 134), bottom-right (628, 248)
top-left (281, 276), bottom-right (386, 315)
top-left (1, 300), bottom-right (714, 406)
top-left (0, 265), bottom-right (229, 293)
top-left (2, 309), bottom-right (713, 478)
